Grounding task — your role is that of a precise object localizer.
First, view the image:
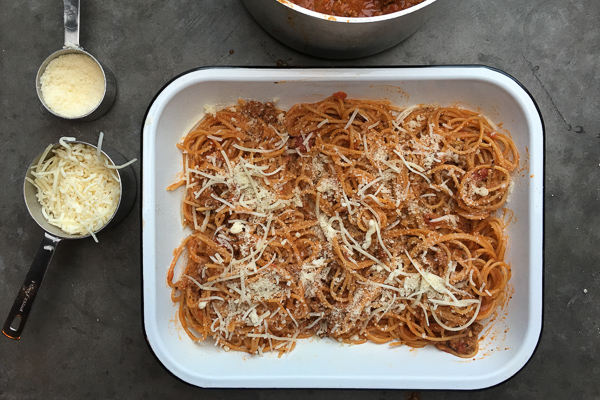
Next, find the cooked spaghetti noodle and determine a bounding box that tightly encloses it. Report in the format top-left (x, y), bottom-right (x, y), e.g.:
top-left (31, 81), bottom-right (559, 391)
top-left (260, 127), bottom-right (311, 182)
top-left (167, 93), bottom-right (519, 358)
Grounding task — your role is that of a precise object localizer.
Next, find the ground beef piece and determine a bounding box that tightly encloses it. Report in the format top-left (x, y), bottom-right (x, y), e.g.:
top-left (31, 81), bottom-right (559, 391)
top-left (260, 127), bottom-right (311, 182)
top-left (446, 322), bottom-right (483, 357)
top-left (241, 101), bottom-right (279, 124)
top-left (471, 168), bottom-right (489, 182)
top-left (423, 213), bottom-right (439, 226)
top-left (457, 217), bottom-right (473, 233)
top-left (289, 134), bottom-right (316, 154)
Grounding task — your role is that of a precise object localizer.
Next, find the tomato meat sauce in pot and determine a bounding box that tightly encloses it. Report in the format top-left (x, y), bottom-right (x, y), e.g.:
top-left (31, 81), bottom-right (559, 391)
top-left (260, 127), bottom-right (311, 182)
top-left (288, 0), bottom-right (426, 17)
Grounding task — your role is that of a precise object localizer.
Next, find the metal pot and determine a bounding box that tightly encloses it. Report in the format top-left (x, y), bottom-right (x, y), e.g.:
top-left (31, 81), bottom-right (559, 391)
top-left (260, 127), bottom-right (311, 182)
top-left (241, 0), bottom-right (442, 59)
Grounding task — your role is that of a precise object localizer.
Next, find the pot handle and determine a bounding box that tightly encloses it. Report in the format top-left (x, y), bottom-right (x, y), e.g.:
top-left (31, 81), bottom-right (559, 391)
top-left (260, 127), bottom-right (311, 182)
top-left (2, 233), bottom-right (61, 340)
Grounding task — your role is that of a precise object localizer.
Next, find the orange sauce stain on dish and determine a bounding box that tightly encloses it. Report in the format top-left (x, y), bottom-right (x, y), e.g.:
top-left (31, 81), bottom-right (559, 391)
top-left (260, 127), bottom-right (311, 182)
top-left (367, 84), bottom-right (410, 101)
top-left (288, 0), bottom-right (426, 17)
top-left (502, 208), bottom-right (516, 226)
top-left (467, 284), bottom-right (513, 361)
top-left (517, 146), bottom-right (530, 175)
top-left (395, 86), bottom-right (409, 100)
top-left (169, 315), bottom-right (185, 341)
top-left (407, 347), bottom-right (420, 357)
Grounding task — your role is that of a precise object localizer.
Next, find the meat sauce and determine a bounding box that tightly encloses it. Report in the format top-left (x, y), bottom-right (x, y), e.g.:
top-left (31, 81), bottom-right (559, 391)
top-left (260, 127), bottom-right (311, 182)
top-left (288, 0), bottom-right (426, 17)
top-left (436, 323), bottom-right (484, 357)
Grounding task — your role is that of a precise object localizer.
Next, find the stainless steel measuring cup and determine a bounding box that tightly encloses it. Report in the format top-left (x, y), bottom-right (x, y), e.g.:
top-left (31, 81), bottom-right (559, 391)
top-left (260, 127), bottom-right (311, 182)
top-left (36, 0), bottom-right (116, 121)
top-left (2, 141), bottom-right (136, 339)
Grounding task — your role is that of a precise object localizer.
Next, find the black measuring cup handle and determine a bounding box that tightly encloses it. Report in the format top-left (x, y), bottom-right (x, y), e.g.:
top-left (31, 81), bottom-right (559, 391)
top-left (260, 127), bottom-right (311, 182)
top-left (2, 233), bottom-right (61, 340)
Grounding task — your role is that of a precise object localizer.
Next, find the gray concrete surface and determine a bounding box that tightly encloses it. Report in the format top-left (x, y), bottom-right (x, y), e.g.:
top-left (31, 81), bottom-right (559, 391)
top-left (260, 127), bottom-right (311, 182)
top-left (1, 0), bottom-right (598, 398)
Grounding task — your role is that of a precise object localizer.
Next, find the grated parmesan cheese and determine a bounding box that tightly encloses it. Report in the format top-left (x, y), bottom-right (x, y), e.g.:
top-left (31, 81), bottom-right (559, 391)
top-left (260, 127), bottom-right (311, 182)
top-left (230, 221), bottom-right (244, 234)
top-left (318, 214), bottom-right (337, 241)
top-left (472, 185), bottom-right (489, 196)
top-left (39, 53), bottom-right (105, 118)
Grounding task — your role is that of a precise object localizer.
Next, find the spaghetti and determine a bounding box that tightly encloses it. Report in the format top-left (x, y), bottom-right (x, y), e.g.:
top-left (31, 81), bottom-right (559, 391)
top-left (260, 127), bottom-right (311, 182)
top-left (167, 94), bottom-right (519, 358)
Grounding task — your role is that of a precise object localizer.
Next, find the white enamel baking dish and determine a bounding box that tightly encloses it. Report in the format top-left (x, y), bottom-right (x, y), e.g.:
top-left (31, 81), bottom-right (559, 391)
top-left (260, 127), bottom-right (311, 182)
top-left (142, 67), bottom-right (544, 389)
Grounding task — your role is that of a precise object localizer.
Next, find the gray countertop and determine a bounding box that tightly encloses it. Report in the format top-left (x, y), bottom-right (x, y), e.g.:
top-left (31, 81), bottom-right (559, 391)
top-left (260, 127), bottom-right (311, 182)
top-left (1, 0), bottom-right (598, 398)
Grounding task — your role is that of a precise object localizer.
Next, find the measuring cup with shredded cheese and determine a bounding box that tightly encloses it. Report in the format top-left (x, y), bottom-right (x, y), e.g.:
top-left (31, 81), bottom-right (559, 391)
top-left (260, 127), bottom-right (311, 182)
top-left (27, 135), bottom-right (136, 241)
top-left (2, 133), bottom-right (136, 340)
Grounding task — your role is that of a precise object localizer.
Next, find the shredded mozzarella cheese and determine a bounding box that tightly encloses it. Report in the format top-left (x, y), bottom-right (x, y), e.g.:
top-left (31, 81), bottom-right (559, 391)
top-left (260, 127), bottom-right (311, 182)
top-left (27, 135), bottom-right (135, 242)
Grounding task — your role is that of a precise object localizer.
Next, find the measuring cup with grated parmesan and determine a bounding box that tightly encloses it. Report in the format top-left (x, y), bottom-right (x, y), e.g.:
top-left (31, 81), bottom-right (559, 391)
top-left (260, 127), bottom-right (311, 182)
top-left (38, 53), bottom-right (106, 119)
top-left (35, 1), bottom-right (117, 120)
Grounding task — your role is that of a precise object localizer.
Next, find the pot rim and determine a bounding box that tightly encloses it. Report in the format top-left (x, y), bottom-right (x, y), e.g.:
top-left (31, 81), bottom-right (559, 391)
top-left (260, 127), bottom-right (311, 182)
top-left (276, 0), bottom-right (439, 23)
